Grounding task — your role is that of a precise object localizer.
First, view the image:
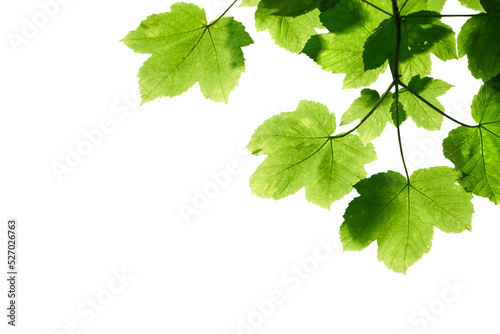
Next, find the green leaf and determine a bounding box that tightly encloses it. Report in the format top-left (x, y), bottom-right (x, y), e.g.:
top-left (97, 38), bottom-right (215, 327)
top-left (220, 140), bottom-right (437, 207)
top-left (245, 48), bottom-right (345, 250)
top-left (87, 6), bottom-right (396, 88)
top-left (121, 2), bottom-right (253, 104)
top-left (341, 89), bottom-right (393, 145)
top-left (254, 0), bottom-right (341, 53)
top-left (398, 0), bottom-right (429, 14)
top-left (319, 0), bottom-right (388, 33)
top-left (397, 76), bottom-right (453, 130)
top-left (303, 0), bottom-right (389, 88)
top-left (259, 0), bottom-right (320, 16)
top-left (364, 12), bottom-right (457, 83)
top-left (255, 5), bottom-right (322, 53)
top-left (458, 0), bottom-right (500, 82)
top-left (428, 0), bottom-right (447, 12)
top-left (443, 77), bottom-right (500, 204)
top-left (366, 0), bottom-right (428, 16)
top-left (390, 101), bottom-right (407, 126)
top-left (340, 167), bottom-right (474, 273)
top-left (303, 34), bottom-right (388, 89)
top-left (458, 0), bottom-right (484, 12)
top-left (248, 100), bottom-right (377, 209)
top-left (240, 0), bottom-right (261, 6)
top-left (243, 0), bottom-right (338, 11)
top-left (318, 0), bottom-right (340, 12)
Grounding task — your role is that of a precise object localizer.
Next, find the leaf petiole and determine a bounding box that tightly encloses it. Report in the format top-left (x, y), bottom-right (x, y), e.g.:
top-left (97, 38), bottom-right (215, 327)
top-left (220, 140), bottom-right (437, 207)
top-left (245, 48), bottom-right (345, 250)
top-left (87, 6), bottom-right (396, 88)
top-left (394, 84), bottom-right (410, 181)
top-left (401, 13), bottom-right (487, 18)
top-left (209, 0), bottom-right (239, 26)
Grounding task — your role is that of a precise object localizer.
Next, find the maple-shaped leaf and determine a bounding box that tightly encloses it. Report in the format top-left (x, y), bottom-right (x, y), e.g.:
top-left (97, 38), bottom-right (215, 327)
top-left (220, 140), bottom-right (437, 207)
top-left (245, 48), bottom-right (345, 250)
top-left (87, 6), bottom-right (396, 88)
top-left (364, 12), bottom-right (457, 83)
top-left (443, 77), bottom-right (500, 204)
top-left (259, 0), bottom-right (320, 16)
top-left (405, 0), bottom-right (447, 12)
top-left (428, 0), bottom-right (447, 12)
top-left (240, 0), bottom-right (261, 6)
top-left (248, 100), bottom-right (376, 209)
top-left (341, 89), bottom-right (393, 145)
top-left (318, 0), bottom-right (340, 12)
top-left (458, 0), bottom-right (484, 12)
top-left (396, 76), bottom-right (453, 130)
top-left (255, 5), bottom-right (323, 53)
top-left (357, 0), bottom-right (427, 15)
top-left (340, 167), bottom-right (474, 274)
top-left (243, 0), bottom-right (337, 11)
top-left (390, 101), bottom-right (407, 126)
top-left (121, 2), bottom-right (253, 104)
top-left (318, 0), bottom-right (388, 33)
top-left (458, 0), bottom-right (500, 82)
top-left (302, 0), bottom-right (389, 89)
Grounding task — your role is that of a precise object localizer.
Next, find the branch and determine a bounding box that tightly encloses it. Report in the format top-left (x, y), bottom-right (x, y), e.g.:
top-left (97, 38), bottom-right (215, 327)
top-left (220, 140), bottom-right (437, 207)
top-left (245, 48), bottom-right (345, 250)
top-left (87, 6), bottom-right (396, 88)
top-left (392, 0), bottom-right (410, 181)
top-left (392, 0), bottom-right (401, 82)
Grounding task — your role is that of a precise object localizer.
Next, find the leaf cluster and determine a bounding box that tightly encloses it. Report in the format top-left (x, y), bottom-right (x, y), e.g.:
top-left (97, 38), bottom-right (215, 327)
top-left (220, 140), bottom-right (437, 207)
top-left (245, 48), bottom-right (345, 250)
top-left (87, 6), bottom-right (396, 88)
top-left (122, 0), bottom-right (500, 273)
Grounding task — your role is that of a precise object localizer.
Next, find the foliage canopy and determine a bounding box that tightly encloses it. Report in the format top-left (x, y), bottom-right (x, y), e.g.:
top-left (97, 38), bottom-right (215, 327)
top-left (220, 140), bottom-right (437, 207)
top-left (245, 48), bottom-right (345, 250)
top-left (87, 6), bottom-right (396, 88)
top-left (123, 0), bottom-right (500, 273)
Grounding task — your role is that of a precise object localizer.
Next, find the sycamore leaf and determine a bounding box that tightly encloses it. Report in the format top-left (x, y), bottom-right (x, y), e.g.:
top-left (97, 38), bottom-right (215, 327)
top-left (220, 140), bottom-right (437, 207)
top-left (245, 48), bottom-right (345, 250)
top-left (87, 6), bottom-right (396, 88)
top-left (390, 101), bottom-right (407, 126)
top-left (458, 0), bottom-right (484, 12)
top-left (428, 0), bottom-right (447, 12)
top-left (240, 0), bottom-right (261, 6)
top-left (303, 34), bottom-right (388, 89)
top-left (364, 0), bottom-right (428, 15)
top-left (255, 5), bottom-right (323, 53)
top-left (397, 76), bottom-right (453, 130)
top-left (372, 0), bottom-right (442, 13)
top-left (458, 0), bottom-right (500, 82)
top-left (318, 0), bottom-right (340, 12)
top-left (341, 89), bottom-right (393, 145)
top-left (302, 0), bottom-right (389, 89)
top-left (443, 77), bottom-right (500, 204)
top-left (121, 2), bottom-right (253, 104)
top-left (340, 167), bottom-right (474, 273)
top-left (318, 0), bottom-right (388, 33)
top-left (259, 0), bottom-right (320, 16)
top-left (244, 0), bottom-right (338, 11)
top-left (254, 0), bottom-right (339, 53)
top-left (248, 100), bottom-right (376, 209)
top-left (364, 12), bottom-right (457, 83)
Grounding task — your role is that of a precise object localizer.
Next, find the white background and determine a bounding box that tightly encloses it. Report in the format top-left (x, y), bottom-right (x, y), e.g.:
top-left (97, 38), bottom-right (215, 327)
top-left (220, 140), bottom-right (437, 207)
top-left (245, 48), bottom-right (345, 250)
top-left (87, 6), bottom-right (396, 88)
top-left (1, 0), bottom-right (499, 333)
